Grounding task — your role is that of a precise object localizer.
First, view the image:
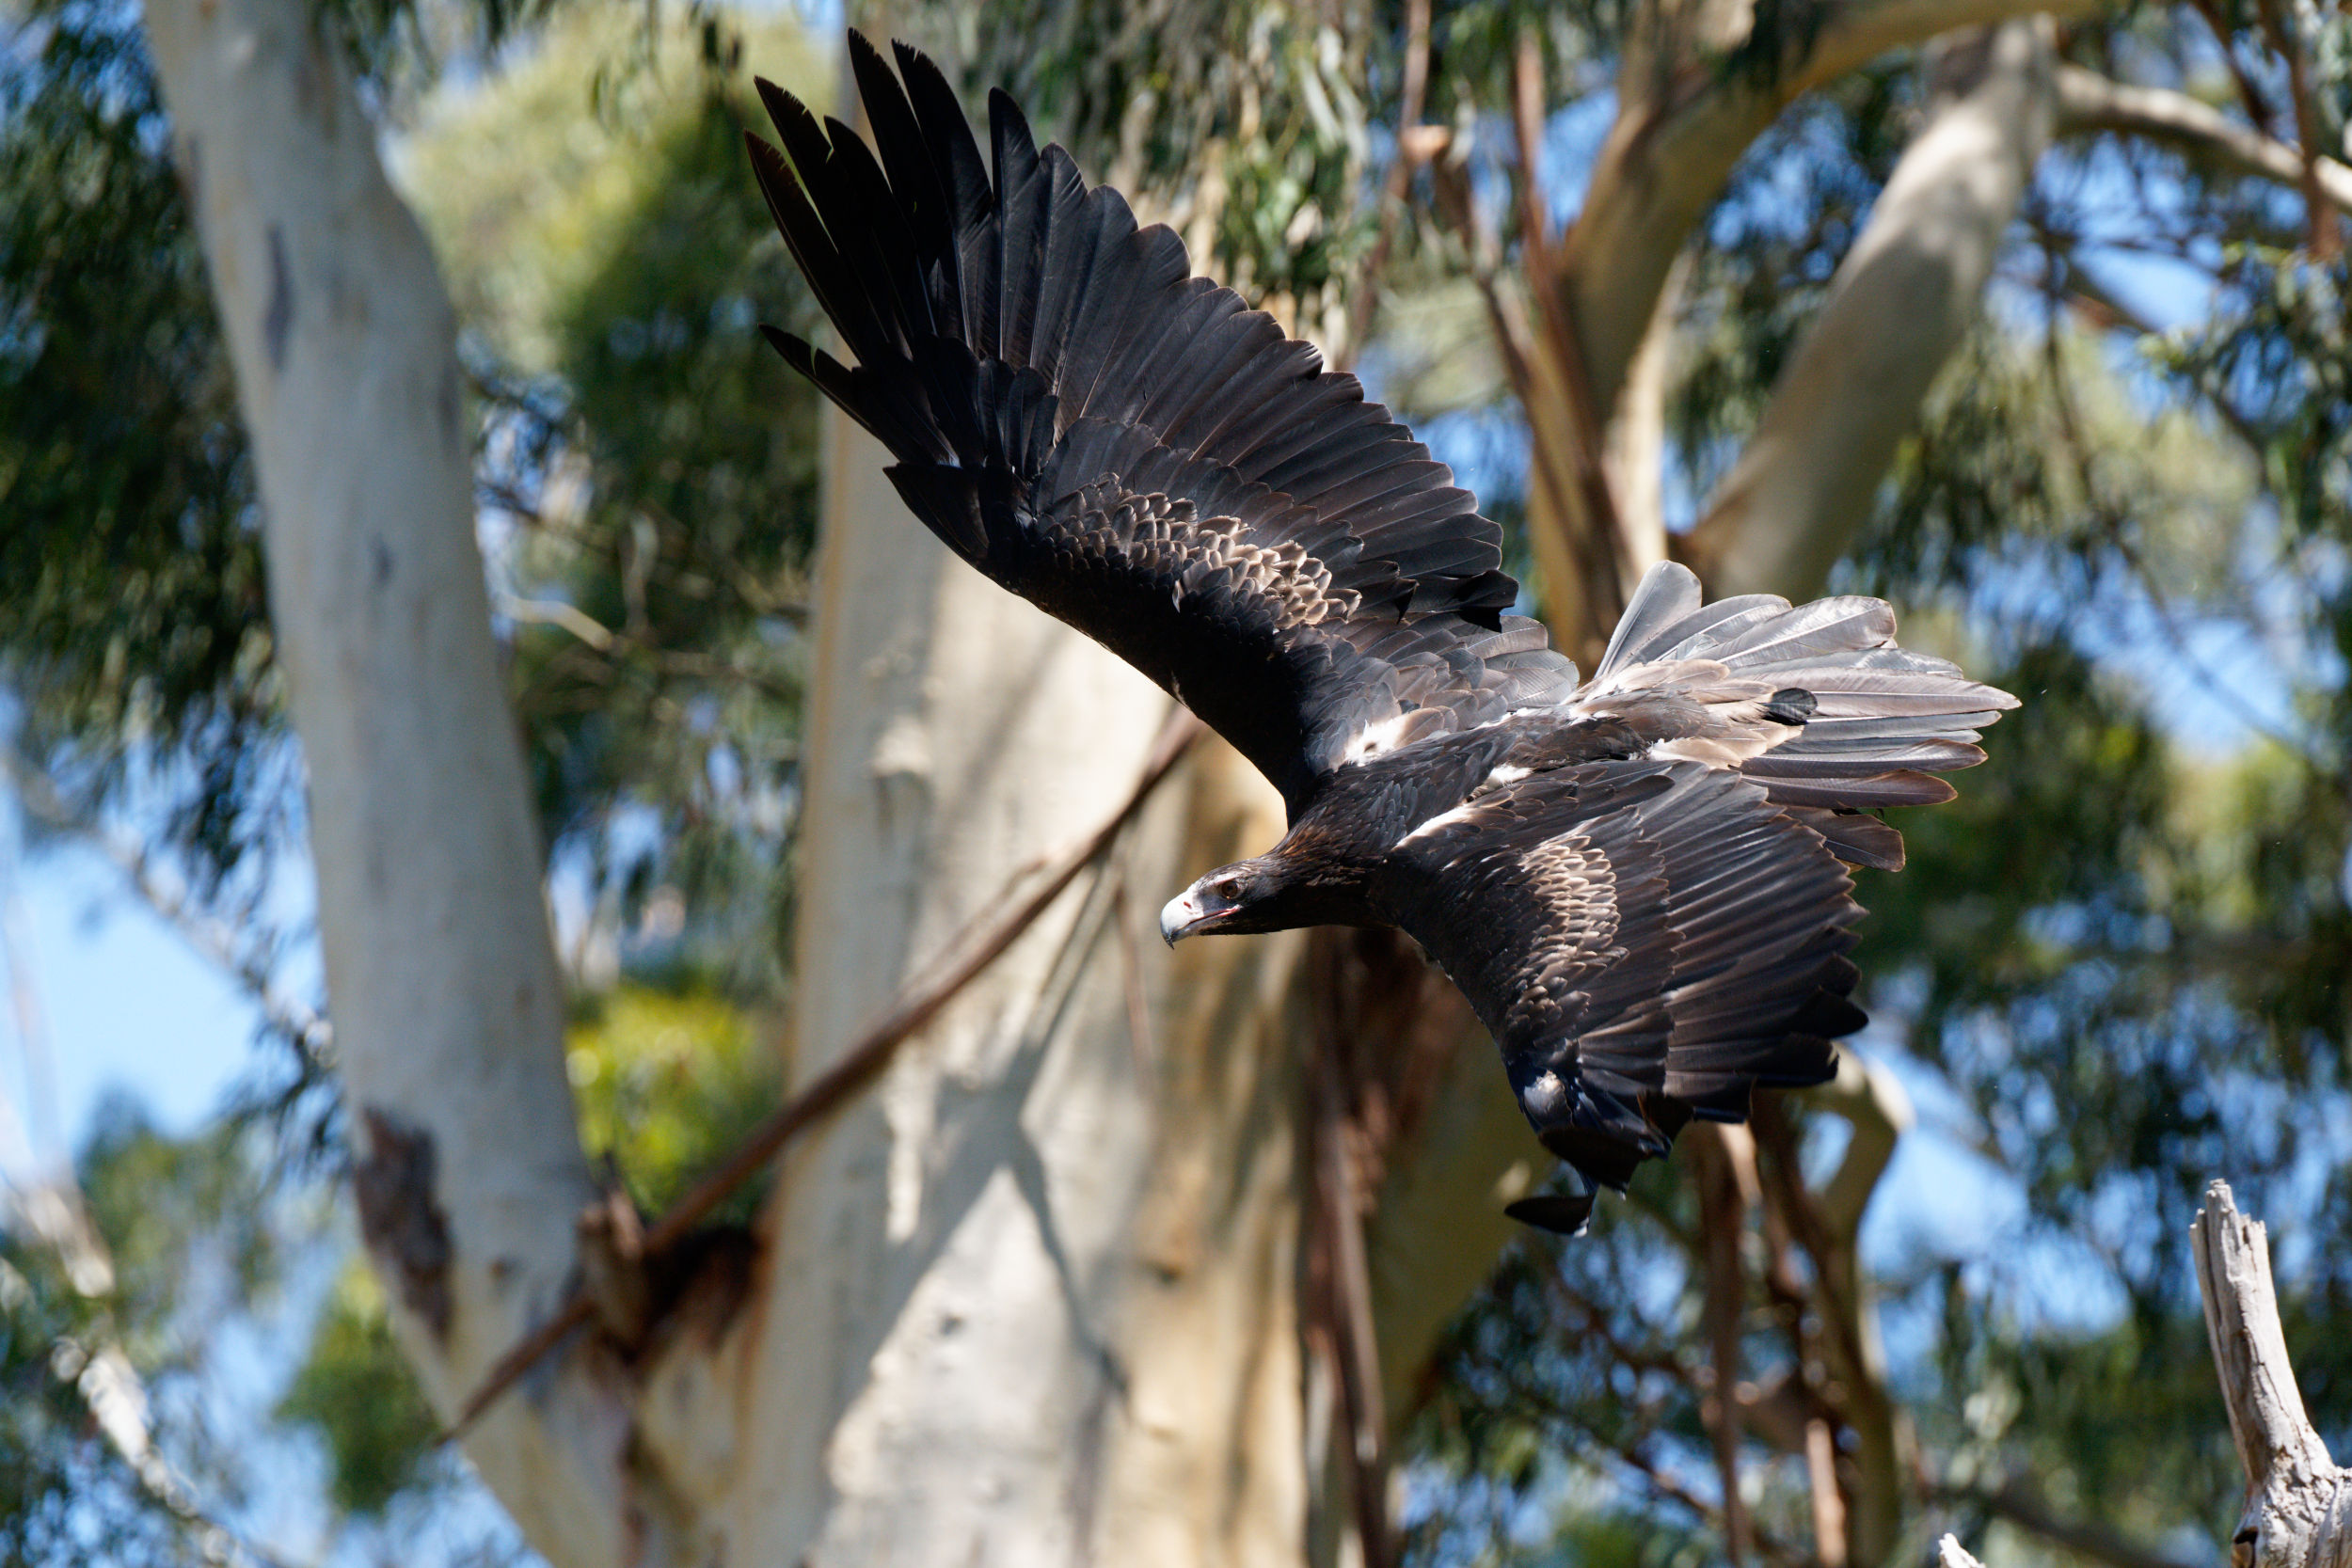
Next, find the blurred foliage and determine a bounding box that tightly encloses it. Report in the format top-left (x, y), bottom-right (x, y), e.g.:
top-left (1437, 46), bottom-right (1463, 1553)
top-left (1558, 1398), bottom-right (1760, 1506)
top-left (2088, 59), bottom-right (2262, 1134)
top-left (0, 1241), bottom-right (200, 1568)
top-left (76, 1095), bottom-right (281, 1355)
top-left (405, 6), bottom-right (828, 990)
top-left (0, 0), bottom-right (282, 898)
top-left (1393, 3), bottom-right (2352, 1566)
top-left (274, 1263), bottom-right (441, 1516)
top-left (0, 1099), bottom-right (297, 1566)
top-left (912, 0), bottom-right (1381, 350)
top-left (566, 979), bottom-right (779, 1217)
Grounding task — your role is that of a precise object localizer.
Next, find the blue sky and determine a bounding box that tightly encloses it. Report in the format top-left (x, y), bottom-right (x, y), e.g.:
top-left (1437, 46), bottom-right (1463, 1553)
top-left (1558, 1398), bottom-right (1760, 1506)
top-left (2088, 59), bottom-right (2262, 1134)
top-left (0, 813), bottom-right (263, 1180)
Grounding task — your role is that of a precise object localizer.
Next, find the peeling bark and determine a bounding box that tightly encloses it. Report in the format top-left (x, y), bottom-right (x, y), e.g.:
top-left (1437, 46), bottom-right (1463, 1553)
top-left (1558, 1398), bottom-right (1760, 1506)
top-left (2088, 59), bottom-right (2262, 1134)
top-left (352, 1108), bottom-right (454, 1340)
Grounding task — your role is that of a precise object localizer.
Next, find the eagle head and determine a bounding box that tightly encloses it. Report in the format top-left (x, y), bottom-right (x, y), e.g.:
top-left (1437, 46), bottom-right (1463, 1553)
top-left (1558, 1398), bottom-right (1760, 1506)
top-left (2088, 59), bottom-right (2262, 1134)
top-left (1160, 861), bottom-right (1280, 944)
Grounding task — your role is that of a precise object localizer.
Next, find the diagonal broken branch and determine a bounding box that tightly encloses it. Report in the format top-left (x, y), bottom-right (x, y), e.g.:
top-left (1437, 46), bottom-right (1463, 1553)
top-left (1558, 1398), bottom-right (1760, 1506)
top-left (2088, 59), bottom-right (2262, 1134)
top-left (446, 709), bottom-right (1204, 1437)
top-left (2193, 1179), bottom-right (2352, 1567)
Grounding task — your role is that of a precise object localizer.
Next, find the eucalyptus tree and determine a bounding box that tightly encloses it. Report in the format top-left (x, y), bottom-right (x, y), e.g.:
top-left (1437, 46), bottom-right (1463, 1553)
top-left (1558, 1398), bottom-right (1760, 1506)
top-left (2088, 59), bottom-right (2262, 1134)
top-left (7, 0), bottom-right (2349, 1560)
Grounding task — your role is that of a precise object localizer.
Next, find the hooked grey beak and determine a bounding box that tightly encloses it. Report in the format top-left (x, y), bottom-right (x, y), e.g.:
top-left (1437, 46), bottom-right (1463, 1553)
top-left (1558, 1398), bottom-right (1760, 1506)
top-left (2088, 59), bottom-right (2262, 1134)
top-left (1159, 892), bottom-right (1201, 946)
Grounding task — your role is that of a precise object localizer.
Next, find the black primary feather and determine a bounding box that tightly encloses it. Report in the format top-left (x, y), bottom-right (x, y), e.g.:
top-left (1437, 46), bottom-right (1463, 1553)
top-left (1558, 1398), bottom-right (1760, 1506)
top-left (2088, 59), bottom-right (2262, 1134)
top-left (746, 36), bottom-right (1556, 811)
top-left (746, 38), bottom-right (2019, 1226)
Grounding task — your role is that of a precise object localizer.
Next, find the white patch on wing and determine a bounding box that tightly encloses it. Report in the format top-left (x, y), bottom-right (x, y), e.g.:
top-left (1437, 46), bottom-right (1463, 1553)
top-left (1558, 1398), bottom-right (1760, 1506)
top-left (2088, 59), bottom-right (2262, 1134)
top-left (1343, 710), bottom-right (1418, 764)
top-left (1652, 732), bottom-right (1779, 768)
top-left (1520, 1069), bottom-right (1568, 1119)
top-left (1396, 800), bottom-right (1481, 847)
top-left (1483, 763), bottom-right (1531, 789)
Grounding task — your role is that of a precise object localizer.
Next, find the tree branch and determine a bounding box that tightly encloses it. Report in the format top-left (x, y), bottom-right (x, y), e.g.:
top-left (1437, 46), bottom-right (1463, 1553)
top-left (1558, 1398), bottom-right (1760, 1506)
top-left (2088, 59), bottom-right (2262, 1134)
top-left (449, 711), bottom-right (1204, 1436)
top-left (2053, 65), bottom-right (2352, 213)
top-left (1754, 1051), bottom-right (1915, 1567)
top-left (1687, 17), bottom-right (2058, 599)
top-left (1557, 0), bottom-right (2104, 434)
top-left (2194, 1179), bottom-right (2352, 1566)
top-left (2253, 0), bottom-right (2339, 259)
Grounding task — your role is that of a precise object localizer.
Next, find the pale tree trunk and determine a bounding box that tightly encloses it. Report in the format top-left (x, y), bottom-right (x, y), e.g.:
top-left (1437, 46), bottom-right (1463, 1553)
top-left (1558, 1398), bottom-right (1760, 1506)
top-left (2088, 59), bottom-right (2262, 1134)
top-left (138, 0), bottom-right (637, 1561)
top-left (1689, 16), bottom-right (2058, 597)
top-left (145, 0), bottom-right (2126, 1557)
top-left (637, 417), bottom-right (1322, 1564)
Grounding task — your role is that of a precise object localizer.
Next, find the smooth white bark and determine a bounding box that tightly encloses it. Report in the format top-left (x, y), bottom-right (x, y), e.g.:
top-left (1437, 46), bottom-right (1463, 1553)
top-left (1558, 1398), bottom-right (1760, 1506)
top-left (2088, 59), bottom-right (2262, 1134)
top-left (1692, 17), bottom-right (2057, 598)
top-left (137, 0), bottom-right (627, 1557)
top-left (624, 416), bottom-right (1319, 1565)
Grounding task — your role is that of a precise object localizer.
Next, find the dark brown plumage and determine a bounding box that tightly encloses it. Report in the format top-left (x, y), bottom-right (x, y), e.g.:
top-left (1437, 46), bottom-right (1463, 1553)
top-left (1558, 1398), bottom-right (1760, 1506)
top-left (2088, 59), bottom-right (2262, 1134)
top-left (747, 35), bottom-right (2017, 1232)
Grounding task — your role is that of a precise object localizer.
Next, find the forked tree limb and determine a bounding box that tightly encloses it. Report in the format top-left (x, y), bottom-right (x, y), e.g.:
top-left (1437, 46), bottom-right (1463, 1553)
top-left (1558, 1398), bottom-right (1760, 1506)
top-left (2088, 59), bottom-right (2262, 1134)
top-left (1555, 0), bottom-right (2107, 434)
top-left (2194, 1180), bottom-right (2352, 1568)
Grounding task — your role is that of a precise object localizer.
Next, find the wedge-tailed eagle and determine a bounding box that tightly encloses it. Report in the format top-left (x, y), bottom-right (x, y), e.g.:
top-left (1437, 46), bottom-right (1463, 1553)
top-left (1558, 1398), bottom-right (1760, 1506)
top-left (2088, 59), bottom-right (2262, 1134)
top-left (745, 35), bottom-right (2016, 1232)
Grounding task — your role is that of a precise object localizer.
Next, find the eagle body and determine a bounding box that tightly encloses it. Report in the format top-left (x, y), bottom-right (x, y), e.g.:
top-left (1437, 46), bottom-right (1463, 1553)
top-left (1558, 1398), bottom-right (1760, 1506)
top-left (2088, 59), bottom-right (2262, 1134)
top-left (747, 35), bottom-right (2017, 1228)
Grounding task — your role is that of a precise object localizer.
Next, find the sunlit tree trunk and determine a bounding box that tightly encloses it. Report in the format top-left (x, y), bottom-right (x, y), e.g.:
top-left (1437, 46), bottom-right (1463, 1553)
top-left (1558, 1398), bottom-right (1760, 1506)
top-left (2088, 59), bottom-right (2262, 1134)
top-left (145, 0), bottom-right (2097, 1555)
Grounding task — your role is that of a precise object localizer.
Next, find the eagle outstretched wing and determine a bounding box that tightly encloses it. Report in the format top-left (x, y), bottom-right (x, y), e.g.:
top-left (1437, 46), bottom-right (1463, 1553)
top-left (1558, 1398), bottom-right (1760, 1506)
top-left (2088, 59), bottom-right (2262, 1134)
top-left (753, 40), bottom-right (2021, 1226)
top-left (1391, 762), bottom-right (1863, 1203)
top-left (746, 34), bottom-right (1577, 812)
top-left (1383, 562), bottom-right (2013, 1225)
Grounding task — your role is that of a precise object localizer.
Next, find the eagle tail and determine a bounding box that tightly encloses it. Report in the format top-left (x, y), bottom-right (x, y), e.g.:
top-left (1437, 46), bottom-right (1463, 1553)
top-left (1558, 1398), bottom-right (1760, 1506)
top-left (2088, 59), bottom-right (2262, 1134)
top-left (1597, 562), bottom-right (2017, 860)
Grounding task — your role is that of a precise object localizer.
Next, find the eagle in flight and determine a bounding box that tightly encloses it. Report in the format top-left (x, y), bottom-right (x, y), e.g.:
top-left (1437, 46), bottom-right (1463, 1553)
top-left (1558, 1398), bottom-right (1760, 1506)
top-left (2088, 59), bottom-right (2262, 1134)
top-left (746, 35), bottom-right (2015, 1232)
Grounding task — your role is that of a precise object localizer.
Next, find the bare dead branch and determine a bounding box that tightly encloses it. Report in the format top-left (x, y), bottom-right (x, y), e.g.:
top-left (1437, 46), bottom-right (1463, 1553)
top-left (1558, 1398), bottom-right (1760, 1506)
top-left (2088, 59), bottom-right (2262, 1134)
top-left (495, 593), bottom-right (616, 652)
top-left (1807, 1418), bottom-right (1850, 1568)
top-left (2194, 1179), bottom-right (2352, 1566)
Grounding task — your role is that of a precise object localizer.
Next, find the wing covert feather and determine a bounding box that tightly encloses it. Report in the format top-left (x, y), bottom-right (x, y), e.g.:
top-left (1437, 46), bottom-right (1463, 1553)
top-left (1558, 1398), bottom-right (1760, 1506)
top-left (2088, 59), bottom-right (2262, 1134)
top-left (1389, 761), bottom-right (1862, 1189)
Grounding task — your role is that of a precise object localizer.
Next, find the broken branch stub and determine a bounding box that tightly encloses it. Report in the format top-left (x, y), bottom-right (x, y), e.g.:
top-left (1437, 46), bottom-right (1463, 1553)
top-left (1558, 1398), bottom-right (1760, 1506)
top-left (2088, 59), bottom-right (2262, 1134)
top-left (2194, 1179), bottom-right (2352, 1568)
